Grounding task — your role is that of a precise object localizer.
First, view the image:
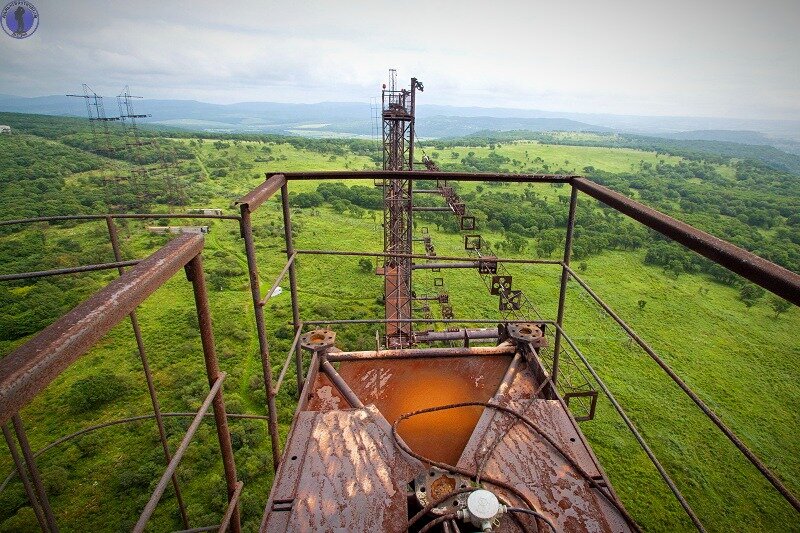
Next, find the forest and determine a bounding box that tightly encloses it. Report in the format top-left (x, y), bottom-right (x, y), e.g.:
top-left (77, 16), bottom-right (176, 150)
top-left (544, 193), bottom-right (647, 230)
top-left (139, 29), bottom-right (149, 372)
top-left (0, 112), bottom-right (797, 531)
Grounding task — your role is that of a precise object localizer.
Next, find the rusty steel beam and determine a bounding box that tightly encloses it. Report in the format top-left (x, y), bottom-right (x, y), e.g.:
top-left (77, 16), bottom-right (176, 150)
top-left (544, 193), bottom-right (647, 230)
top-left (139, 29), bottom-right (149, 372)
top-left (133, 374), bottom-right (227, 533)
top-left (0, 260), bottom-right (140, 281)
top-left (257, 253), bottom-right (296, 306)
top-left (563, 264), bottom-right (800, 513)
top-left (552, 185), bottom-right (578, 387)
top-left (106, 217), bottom-right (190, 529)
top-left (274, 326), bottom-right (304, 395)
top-left (281, 183), bottom-right (304, 394)
top-left (0, 234), bottom-right (204, 425)
top-left (572, 178), bottom-right (800, 305)
top-left (218, 481), bottom-right (244, 533)
top-left (0, 213), bottom-right (240, 227)
top-left (186, 254), bottom-right (241, 533)
top-left (272, 170), bottom-right (575, 183)
top-left (235, 173), bottom-right (286, 212)
top-left (11, 415), bottom-right (59, 532)
top-left (2, 423), bottom-right (49, 531)
top-left (238, 207), bottom-right (281, 469)
top-left (326, 343), bottom-right (516, 362)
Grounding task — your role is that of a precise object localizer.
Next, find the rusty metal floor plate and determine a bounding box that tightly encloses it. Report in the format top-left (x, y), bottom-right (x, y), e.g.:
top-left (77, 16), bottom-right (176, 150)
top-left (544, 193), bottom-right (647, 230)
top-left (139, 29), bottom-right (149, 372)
top-left (459, 397), bottom-right (630, 532)
top-left (260, 405), bottom-right (423, 532)
top-left (335, 355), bottom-right (513, 465)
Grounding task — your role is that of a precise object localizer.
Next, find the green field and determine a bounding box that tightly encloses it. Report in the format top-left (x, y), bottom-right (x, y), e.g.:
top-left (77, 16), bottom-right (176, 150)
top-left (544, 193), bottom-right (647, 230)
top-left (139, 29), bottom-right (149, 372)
top-left (0, 118), bottom-right (798, 532)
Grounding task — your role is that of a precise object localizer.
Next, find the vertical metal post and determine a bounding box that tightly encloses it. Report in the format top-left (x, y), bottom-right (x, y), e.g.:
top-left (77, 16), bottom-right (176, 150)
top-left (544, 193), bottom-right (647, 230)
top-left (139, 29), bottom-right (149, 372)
top-left (239, 207), bottom-right (282, 470)
top-left (105, 216), bottom-right (190, 528)
top-left (280, 183), bottom-right (304, 394)
top-left (11, 414), bottom-right (59, 533)
top-left (552, 185), bottom-right (578, 387)
top-left (185, 254), bottom-right (241, 533)
top-left (2, 423), bottom-right (48, 531)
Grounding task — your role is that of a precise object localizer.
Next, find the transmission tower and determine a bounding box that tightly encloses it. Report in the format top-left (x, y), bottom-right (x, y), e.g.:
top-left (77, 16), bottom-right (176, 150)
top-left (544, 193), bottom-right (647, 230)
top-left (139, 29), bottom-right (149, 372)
top-left (66, 84), bottom-right (119, 154)
top-left (381, 70), bottom-right (423, 347)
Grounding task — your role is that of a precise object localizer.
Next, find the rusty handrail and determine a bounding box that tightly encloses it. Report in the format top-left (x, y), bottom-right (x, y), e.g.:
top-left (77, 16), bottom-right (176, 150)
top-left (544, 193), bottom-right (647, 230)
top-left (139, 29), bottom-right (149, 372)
top-left (133, 373), bottom-right (227, 533)
top-left (562, 263), bottom-right (800, 513)
top-left (0, 234), bottom-right (204, 425)
top-left (0, 212), bottom-right (241, 227)
top-left (572, 178), bottom-right (800, 305)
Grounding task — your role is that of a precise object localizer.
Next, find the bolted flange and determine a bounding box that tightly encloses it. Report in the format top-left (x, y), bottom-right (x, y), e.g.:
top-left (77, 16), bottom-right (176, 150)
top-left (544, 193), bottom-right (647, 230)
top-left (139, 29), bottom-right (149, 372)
top-left (505, 323), bottom-right (548, 349)
top-left (300, 329), bottom-right (336, 352)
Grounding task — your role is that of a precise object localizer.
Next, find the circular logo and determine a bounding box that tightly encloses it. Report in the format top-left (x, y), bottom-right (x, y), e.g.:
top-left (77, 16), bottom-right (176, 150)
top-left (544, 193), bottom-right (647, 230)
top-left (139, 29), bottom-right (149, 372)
top-left (2, 1), bottom-right (38, 39)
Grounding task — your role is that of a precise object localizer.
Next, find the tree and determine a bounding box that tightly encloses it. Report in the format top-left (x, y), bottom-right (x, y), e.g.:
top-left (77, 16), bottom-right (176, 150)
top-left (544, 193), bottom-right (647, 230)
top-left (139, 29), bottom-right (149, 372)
top-left (638, 300), bottom-right (647, 310)
top-left (769, 296), bottom-right (791, 318)
top-left (739, 284), bottom-right (765, 309)
top-left (358, 258), bottom-right (373, 273)
top-left (578, 262), bottom-right (588, 273)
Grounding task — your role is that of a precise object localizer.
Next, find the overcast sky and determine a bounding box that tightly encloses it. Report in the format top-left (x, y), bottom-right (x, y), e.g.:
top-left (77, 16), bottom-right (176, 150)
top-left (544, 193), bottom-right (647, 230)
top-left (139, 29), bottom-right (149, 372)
top-left (1, 0), bottom-right (798, 119)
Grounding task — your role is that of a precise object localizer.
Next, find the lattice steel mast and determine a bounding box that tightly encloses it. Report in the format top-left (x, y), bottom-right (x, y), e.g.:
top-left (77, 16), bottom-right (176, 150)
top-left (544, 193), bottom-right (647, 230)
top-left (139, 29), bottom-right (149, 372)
top-left (381, 70), bottom-right (423, 347)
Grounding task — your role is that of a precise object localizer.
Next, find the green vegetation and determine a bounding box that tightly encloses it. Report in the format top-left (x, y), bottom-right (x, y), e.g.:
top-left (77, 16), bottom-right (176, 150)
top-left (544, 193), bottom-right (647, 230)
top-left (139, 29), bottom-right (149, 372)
top-left (0, 113), bottom-right (797, 532)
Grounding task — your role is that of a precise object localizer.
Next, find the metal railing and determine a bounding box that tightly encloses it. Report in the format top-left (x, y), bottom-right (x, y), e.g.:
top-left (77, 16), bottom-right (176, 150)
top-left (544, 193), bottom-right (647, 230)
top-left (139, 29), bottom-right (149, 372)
top-left (1, 170), bottom-right (798, 531)
top-left (0, 234), bottom-right (242, 533)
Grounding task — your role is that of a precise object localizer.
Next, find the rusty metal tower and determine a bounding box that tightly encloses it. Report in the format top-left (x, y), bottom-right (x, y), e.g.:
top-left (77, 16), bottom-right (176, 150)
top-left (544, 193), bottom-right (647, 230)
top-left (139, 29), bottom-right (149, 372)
top-left (381, 70), bottom-right (423, 347)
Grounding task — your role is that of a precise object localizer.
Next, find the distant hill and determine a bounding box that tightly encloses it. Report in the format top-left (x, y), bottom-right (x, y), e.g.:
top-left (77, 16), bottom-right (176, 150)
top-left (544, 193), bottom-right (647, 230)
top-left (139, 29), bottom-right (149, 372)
top-left (1, 93), bottom-right (799, 157)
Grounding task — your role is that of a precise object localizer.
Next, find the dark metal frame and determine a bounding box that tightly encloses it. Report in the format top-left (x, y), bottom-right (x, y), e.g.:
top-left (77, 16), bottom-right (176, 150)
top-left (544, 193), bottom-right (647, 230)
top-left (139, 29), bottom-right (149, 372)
top-left (1, 170), bottom-right (798, 531)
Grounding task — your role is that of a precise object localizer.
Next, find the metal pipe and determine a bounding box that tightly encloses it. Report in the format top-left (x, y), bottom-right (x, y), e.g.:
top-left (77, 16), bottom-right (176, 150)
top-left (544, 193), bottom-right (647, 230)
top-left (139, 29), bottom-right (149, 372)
top-left (281, 183), bottom-right (304, 394)
top-left (0, 260), bottom-right (139, 281)
top-left (238, 207), bottom-right (281, 470)
top-left (235, 174), bottom-right (286, 212)
top-left (186, 255), bottom-right (241, 533)
top-left (303, 318), bottom-right (550, 326)
top-left (257, 252), bottom-right (296, 307)
top-left (105, 217), bottom-right (190, 529)
top-left (295, 248), bottom-right (561, 265)
top-left (0, 213), bottom-right (240, 227)
top-left (275, 326), bottom-right (304, 395)
top-left (552, 185), bottom-right (578, 386)
top-left (218, 481), bottom-right (244, 533)
top-left (2, 423), bottom-right (48, 531)
top-left (555, 324), bottom-right (706, 532)
top-left (572, 177), bottom-right (800, 305)
top-left (11, 414), bottom-right (59, 532)
top-left (273, 170), bottom-right (575, 183)
top-left (415, 328), bottom-right (499, 342)
top-left (327, 343), bottom-right (516, 362)
top-left (0, 234), bottom-right (205, 425)
top-left (320, 359), bottom-right (364, 408)
top-left (411, 262), bottom-right (477, 270)
top-left (133, 374), bottom-right (227, 533)
top-left (563, 264), bottom-right (800, 513)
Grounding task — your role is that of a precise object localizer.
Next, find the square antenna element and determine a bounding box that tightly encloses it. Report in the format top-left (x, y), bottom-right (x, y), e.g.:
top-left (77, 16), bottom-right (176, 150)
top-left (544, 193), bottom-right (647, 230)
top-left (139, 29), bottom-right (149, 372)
top-left (464, 235), bottom-right (482, 250)
top-left (460, 216), bottom-right (476, 231)
top-left (490, 275), bottom-right (512, 295)
top-left (499, 290), bottom-right (522, 311)
top-left (434, 277), bottom-right (444, 287)
top-left (564, 390), bottom-right (599, 422)
top-left (479, 257), bottom-right (498, 274)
